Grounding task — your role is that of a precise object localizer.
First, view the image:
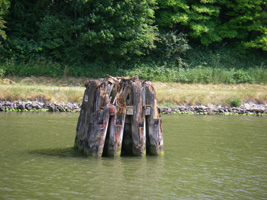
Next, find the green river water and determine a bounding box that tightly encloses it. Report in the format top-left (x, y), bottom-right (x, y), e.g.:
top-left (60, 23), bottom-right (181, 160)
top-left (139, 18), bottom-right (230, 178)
top-left (0, 113), bottom-right (266, 200)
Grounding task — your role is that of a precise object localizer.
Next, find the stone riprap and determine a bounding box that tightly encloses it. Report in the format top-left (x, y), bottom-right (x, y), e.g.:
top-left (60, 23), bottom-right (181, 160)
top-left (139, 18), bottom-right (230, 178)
top-left (0, 101), bottom-right (266, 115)
top-left (0, 101), bottom-right (81, 112)
top-left (160, 103), bottom-right (267, 115)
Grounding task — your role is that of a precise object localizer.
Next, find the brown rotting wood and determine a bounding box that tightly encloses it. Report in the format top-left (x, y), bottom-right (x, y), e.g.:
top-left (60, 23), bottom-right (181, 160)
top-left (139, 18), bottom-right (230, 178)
top-left (74, 75), bottom-right (164, 157)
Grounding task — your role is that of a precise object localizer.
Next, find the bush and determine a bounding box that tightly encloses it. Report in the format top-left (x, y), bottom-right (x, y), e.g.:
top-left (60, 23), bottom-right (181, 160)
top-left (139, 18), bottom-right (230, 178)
top-left (0, 38), bottom-right (42, 60)
top-left (0, 67), bottom-right (5, 78)
top-left (230, 97), bottom-right (242, 107)
top-left (186, 43), bottom-right (267, 70)
top-left (152, 32), bottom-right (190, 67)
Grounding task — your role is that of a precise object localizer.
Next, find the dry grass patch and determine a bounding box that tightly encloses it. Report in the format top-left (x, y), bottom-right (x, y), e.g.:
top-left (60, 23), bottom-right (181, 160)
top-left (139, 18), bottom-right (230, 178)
top-left (4, 76), bottom-right (92, 86)
top-left (154, 82), bottom-right (267, 106)
top-left (0, 84), bottom-right (84, 103)
top-left (1, 77), bottom-right (267, 106)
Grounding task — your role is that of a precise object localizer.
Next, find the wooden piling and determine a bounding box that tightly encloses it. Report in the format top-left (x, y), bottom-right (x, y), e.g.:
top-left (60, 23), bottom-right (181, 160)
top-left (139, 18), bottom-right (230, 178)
top-left (144, 81), bottom-right (164, 156)
top-left (74, 76), bottom-right (164, 157)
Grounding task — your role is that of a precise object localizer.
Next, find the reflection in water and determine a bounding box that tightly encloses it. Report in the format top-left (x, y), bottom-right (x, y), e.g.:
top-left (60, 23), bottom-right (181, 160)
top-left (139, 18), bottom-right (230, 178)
top-left (29, 147), bottom-right (86, 158)
top-left (0, 113), bottom-right (267, 199)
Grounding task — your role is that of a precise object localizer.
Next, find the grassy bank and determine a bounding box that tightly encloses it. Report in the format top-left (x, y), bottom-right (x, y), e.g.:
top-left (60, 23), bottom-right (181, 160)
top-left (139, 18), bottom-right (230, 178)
top-left (126, 66), bottom-right (267, 84)
top-left (154, 83), bottom-right (267, 106)
top-left (1, 60), bottom-right (267, 84)
top-left (1, 44), bottom-right (267, 84)
top-left (1, 77), bottom-right (267, 107)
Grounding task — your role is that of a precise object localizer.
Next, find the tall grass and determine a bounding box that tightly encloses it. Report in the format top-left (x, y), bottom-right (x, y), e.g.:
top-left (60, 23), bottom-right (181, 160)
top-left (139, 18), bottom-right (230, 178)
top-left (0, 58), bottom-right (121, 78)
top-left (1, 43), bottom-right (267, 84)
top-left (125, 65), bottom-right (267, 84)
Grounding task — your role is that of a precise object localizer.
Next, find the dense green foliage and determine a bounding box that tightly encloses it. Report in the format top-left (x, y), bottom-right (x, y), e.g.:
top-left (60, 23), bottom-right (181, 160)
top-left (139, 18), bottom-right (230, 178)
top-left (0, 0), bottom-right (10, 40)
top-left (0, 0), bottom-right (266, 83)
top-left (222, 0), bottom-right (267, 51)
top-left (2, 49), bottom-right (267, 84)
top-left (156, 0), bottom-right (222, 45)
top-left (156, 0), bottom-right (267, 49)
top-left (1, 0), bottom-right (158, 64)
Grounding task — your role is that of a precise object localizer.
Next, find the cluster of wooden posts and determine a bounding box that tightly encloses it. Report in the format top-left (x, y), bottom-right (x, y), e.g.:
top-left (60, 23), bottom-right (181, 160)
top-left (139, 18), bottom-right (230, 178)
top-left (74, 75), bottom-right (164, 157)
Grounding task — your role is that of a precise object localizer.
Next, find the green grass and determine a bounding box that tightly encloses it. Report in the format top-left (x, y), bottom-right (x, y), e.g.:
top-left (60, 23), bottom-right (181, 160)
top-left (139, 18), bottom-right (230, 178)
top-left (0, 58), bottom-right (119, 78)
top-left (125, 65), bottom-right (267, 84)
top-left (1, 60), bottom-right (266, 84)
top-left (1, 44), bottom-right (266, 84)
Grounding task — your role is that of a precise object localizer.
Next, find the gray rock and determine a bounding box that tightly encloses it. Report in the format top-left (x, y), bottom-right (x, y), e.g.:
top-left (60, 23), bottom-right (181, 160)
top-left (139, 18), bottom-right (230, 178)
top-left (0, 103), bottom-right (3, 111)
top-left (56, 105), bottom-right (65, 112)
top-left (43, 102), bottom-right (49, 109)
top-left (32, 102), bottom-right (42, 109)
top-left (66, 103), bottom-right (74, 110)
top-left (25, 103), bottom-right (32, 110)
top-left (17, 102), bottom-right (25, 110)
top-left (178, 106), bottom-right (186, 111)
top-left (4, 101), bottom-right (12, 106)
top-left (48, 103), bottom-right (57, 112)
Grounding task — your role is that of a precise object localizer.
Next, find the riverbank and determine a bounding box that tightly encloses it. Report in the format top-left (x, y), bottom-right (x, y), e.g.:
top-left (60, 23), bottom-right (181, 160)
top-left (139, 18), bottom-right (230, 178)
top-left (1, 100), bottom-right (266, 116)
top-left (1, 77), bottom-right (267, 105)
top-left (0, 76), bottom-right (267, 115)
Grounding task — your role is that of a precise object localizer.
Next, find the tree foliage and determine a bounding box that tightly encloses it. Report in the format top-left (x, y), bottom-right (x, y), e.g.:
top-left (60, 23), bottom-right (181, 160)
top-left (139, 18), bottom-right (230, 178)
top-left (0, 0), bottom-right (266, 74)
top-left (156, 0), bottom-right (222, 45)
top-left (2, 0), bottom-right (158, 63)
top-left (0, 0), bottom-right (10, 40)
top-left (156, 0), bottom-right (267, 51)
top-left (220, 0), bottom-right (267, 51)
top-left (78, 0), bottom-right (157, 61)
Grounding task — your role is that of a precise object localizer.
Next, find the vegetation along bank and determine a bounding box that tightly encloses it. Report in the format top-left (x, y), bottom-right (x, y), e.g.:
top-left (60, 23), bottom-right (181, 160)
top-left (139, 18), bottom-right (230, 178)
top-left (0, 77), bottom-right (267, 116)
top-left (1, 1), bottom-right (266, 115)
top-left (1, 1), bottom-right (266, 82)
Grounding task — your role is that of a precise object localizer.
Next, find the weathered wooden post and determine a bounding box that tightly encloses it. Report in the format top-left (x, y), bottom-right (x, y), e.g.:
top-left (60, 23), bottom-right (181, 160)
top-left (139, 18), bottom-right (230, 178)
top-left (74, 75), bottom-right (164, 157)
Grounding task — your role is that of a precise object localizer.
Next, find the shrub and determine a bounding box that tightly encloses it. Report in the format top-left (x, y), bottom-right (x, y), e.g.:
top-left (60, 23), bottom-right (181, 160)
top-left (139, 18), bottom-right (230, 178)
top-left (233, 70), bottom-right (252, 83)
top-left (0, 67), bottom-right (5, 78)
top-left (230, 97), bottom-right (242, 107)
top-left (153, 32), bottom-right (190, 66)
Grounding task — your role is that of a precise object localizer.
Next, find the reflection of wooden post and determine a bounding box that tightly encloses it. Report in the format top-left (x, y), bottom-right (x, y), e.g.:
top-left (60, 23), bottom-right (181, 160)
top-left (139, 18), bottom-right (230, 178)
top-left (74, 76), bottom-right (163, 158)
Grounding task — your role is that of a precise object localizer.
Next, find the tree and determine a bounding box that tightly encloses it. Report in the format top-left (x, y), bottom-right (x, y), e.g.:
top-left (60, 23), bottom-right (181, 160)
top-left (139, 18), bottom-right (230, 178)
top-left (5, 0), bottom-right (49, 40)
top-left (156, 0), bottom-right (222, 45)
top-left (156, 0), bottom-right (267, 51)
top-left (0, 0), bottom-right (10, 40)
top-left (3, 0), bottom-right (158, 63)
top-left (220, 0), bottom-right (267, 51)
top-left (77, 0), bottom-right (158, 61)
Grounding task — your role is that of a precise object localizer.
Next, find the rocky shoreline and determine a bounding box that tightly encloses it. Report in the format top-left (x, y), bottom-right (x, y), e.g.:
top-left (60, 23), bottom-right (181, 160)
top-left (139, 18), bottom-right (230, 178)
top-left (160, 104), bottom-right (267, 116)
top-left (0, 101), bottom-right (81, 112)
top-left (0, 100), bottom-right (266, 116)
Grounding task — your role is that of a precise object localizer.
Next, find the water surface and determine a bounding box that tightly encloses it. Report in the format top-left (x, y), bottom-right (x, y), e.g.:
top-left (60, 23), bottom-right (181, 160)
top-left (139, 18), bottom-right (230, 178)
top-left (0, 113), bottom-right (266, 199)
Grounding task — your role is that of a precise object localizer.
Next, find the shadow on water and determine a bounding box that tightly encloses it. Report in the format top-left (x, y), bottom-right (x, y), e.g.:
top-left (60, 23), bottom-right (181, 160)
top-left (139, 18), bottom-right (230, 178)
top-left (28, 147), bottom-right (86, 158)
